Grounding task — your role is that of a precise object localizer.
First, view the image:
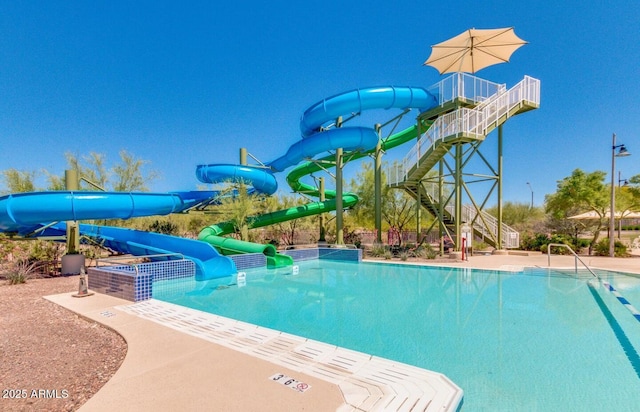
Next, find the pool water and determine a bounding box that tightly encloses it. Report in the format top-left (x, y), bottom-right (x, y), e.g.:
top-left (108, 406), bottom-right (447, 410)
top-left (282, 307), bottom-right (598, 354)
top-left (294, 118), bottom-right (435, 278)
top-left (154, 260), bottom-right (640, 411)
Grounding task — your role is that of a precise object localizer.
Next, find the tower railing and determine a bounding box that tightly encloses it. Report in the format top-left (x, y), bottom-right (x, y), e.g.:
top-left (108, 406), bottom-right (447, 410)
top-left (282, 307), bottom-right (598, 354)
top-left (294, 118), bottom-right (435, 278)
top-left (386, 74), bottom-right (540, 249)
top-left (390, 75), bottom-right (540, 185)
top-left (419, 182), bottom-right (520, 249)
top-left (427, 72), bottom-right (505, 106)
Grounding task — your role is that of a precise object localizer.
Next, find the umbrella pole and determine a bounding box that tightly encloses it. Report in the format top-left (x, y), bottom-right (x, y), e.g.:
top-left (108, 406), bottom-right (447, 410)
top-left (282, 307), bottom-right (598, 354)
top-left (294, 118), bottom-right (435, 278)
top-left (497, 125), bottom-right (503, 250)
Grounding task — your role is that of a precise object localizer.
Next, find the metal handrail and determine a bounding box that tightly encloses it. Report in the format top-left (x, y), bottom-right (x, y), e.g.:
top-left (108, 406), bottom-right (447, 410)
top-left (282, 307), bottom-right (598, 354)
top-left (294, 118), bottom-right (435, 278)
top-left (427, 73), bottom-right (504, 105)
top-left (546, 243), bottom-right (599, 279)
top-left (547, 243), bottom-right (640, 324)
top-left (393, 75), bottom-right (541, 185)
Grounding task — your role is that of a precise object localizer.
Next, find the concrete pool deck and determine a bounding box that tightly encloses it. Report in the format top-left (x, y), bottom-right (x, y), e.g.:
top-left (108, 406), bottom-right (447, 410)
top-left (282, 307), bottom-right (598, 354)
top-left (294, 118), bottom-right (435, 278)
top-left (45, 253), bottom-right (640, 412)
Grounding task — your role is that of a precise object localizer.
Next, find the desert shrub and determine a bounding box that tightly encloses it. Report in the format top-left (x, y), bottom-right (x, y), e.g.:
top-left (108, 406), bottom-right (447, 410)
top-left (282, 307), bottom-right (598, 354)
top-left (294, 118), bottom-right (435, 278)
top-left (399, 251), bottom-right (409, 261)
top-left (383, 250), bottom-right (393, 260)
top-left (424, 244), bottom-right (438, 259)
top-left (593, 238), bottom-right (628, 257)
top-left (0, 234), bottom-right (15, 259)
top-left (5, 260), bottom-right (39, 285)
top-left (411, 246), bottom-right (427, 258)
top-left (29, 240), bottom-right (63, 262)
top-left (343, 229), bottom-right (362, 248)
top-left (148, 220), bottom-right (179, 235)
top-left (370, 242), bottom-right (386, 257)
top-left (474, 241), bottom-right (491, 251)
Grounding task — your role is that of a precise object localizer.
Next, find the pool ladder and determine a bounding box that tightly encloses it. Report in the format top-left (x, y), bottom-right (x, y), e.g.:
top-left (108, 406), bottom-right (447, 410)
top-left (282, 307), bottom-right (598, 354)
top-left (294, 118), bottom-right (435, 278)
top-left (548, 243), bottom-right (640, 324)
top-left (546, 243), bottom-right (599, 278)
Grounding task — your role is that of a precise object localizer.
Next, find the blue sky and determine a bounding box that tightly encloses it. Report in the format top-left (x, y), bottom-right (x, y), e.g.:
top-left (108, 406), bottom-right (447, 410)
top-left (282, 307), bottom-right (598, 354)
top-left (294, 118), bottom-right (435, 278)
top-left (1, 1), bottom-right (639, 207)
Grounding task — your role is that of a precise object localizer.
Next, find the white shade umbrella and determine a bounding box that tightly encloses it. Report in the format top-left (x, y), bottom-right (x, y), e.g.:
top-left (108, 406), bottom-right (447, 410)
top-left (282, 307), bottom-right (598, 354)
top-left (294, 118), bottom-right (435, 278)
top-left (424, 27), bottom-right (527, 74)
top-left (567, 210), bottom-right (640, 220)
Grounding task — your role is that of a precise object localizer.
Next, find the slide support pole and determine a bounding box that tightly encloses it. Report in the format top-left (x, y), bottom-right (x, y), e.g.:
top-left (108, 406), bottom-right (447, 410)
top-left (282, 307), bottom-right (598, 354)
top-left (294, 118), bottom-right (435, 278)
top-left (240, 148), bottom-right (247, 165)
top-left (65, 169), bottom-right (79, 254)
top-left (336, 147), bottom-right (344, 245)
top-left (374, 123), bottom-right (382, 243)
top-left (319, 177), bottom-right (326, 243)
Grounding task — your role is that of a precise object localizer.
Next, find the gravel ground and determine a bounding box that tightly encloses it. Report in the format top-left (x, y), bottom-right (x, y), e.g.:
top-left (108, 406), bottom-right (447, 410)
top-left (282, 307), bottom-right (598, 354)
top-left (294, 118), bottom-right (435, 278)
top-left (0, 275), bottom-right (127, 412)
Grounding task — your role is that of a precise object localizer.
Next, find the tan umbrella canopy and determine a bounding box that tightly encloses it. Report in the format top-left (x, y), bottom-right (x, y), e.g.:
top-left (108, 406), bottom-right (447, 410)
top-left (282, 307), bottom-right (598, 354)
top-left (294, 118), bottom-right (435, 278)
top-left (567, 210), bottom-right (640, 220)
top-left (424, 27), bottom-right (527, 74)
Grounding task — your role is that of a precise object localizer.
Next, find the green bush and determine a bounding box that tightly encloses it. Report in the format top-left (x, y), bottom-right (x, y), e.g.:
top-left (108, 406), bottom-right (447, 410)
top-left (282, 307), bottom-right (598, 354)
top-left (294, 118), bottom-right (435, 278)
top-left (29, 240), bottom-right (62, 262)
top-left (399, 251), bottom-right (409, 261)
top-left (522, 232), bottom-right (580, 254)
top-left (474, 241), bottom-right (491, 250)
top-left (593, 238), bottom-right (628, 257)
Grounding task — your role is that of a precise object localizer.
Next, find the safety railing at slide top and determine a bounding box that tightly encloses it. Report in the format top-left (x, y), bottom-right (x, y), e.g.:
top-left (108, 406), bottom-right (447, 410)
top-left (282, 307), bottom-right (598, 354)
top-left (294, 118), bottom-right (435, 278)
top-left (548, 243), bottom-right (640, 324)
top-left (389, 74), bottom-right (541, 187)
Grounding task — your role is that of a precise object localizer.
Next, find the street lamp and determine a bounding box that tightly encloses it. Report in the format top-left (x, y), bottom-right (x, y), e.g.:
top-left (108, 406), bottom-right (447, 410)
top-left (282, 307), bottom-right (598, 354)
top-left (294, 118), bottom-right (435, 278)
top-left (609, 133), bottom-right (631, 257)
top-left (526, 182), bottom-right (534, 209)
top-left (618, 171), bottom-right (629, 188)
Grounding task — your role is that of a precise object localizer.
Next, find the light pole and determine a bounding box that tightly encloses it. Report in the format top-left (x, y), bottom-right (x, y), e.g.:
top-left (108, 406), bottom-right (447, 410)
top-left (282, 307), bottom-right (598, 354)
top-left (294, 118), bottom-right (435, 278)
top-left (609, 133), bottom-right (631, 257)
top-left (618, 172), bottom-right (629, 238)
top-left (526, 182), bottom-right (533, 209)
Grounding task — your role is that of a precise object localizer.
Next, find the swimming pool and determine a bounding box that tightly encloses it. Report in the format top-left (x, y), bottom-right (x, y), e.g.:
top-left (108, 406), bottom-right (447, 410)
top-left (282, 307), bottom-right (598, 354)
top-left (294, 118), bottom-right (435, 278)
top-left (153, 260), bottom-right (640, 411)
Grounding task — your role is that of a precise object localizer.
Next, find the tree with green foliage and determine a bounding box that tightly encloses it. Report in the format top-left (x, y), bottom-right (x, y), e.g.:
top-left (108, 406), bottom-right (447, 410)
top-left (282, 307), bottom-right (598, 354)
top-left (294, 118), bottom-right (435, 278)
top-left (348, 162), bottom-right (378, 228)
top-left (544, 169), bottom-right (609, 246)
top-left (112, 150), bottom-right (158, 191)
top-left (348, 161), bottom-right (431, 239)
top-left (487, 202), bottom-right (546, 233)
top-left (259, 193), bottom-right (316, 245)
top-left (1, 150), bottom-right (158, 194)
top-left (65, 150), bottom-right (157, 191)
top-left (214, 183), bottom-right (259, 241)
top-left (65, 151), bottom-right (109, 190)
top-left (1, 169), bottom-right (36, 194)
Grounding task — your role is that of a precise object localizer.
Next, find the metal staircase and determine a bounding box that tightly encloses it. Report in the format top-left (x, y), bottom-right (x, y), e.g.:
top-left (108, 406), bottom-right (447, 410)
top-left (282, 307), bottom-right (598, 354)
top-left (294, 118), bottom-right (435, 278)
top-left (388, 74), bottom-right (540, 249)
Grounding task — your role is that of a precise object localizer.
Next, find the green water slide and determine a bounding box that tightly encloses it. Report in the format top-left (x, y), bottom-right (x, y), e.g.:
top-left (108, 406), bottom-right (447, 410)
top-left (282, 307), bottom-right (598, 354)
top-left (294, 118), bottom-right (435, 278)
top-left (198, 85), bottom-right (437, 267)
top-left (198, 121), bottom-right (430, 268)
top-left (198, 195), bottom-right (359, 268)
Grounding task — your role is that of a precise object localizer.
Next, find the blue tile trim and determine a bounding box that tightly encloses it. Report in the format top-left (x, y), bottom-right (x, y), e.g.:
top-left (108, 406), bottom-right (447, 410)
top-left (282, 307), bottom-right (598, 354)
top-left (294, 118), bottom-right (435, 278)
top-left (318, 247), bottom-right (362, 262)
top-left (231, 253), bottom-right (267, 270)
top-left (87, 249), bottom-right (362, 301)
top-left (87, 259), bottom-right (196, 302)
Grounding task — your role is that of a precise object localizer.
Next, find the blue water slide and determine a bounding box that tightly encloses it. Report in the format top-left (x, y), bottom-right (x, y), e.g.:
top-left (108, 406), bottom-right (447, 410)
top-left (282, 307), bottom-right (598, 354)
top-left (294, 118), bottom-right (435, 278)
top-left (195, 164), bottom-right (278, 195)
top-left (76, 223), bottom-right (236, 281)
top-left (268, 127), bottom-right (378, 172)
top-left (299, 86), bottom-right (438, 137)
top-left (0, 191), bottom-right (193, 232)
top-left (0, 191), bottom-right (237, 279)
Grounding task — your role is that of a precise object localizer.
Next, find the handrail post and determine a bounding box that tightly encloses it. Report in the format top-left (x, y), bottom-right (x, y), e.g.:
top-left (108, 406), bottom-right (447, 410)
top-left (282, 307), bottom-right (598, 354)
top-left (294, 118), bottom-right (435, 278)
top-left (547, 243), bottom-right (598, 279)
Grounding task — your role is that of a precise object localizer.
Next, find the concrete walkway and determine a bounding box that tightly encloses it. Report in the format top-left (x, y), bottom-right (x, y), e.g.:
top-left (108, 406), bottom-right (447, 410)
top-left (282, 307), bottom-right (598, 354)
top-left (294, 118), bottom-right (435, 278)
top-left (45, 253), bottom-right (640, 412)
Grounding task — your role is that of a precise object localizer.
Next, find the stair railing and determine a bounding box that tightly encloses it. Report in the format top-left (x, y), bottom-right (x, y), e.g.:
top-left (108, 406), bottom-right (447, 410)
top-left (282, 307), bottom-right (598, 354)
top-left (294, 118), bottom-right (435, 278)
top-left (393, 75), bottom-right (540, 184)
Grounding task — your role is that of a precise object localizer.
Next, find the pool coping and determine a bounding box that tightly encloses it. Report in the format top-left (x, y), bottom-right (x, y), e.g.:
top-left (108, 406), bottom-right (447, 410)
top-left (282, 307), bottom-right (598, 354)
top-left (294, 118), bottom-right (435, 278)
top-left (118, 299), bottom-right (463, 411)
top-left (45, 292), bottom-right (463, 412)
